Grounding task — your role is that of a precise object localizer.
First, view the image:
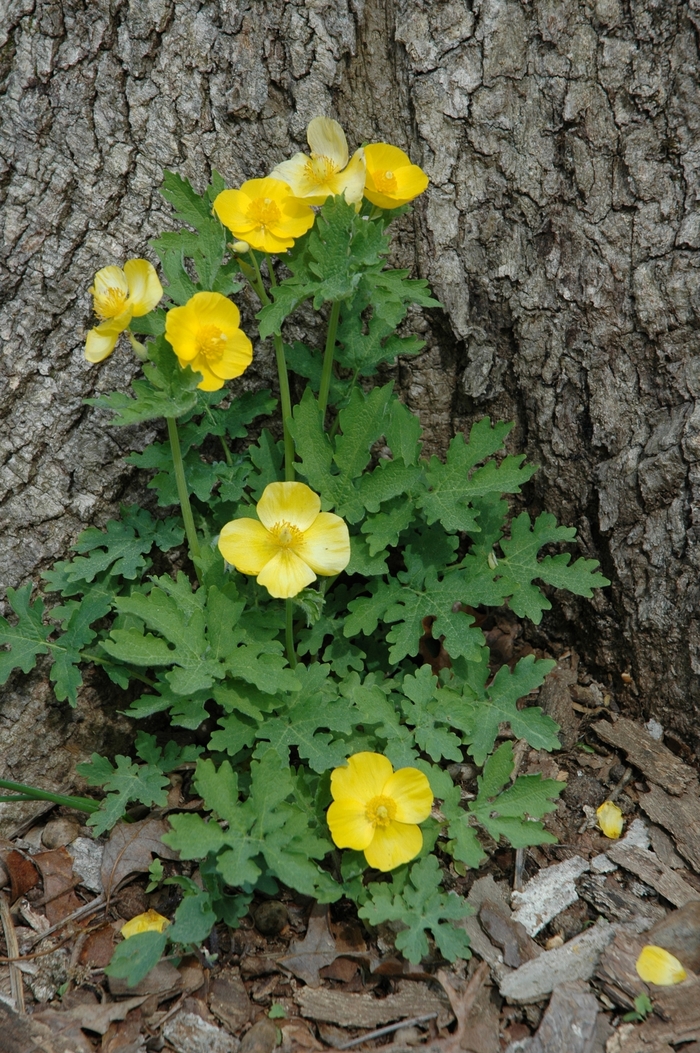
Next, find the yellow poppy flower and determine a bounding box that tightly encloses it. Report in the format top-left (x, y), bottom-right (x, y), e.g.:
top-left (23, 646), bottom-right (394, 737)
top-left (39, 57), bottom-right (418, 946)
top-left (85, 259), bottom-right (163, 363)
top-left (327, 752), bottom-right (433, 872)
top-left (213, 178), bottom-right (315, 254)
top-left (636, 945), bottom-right (687, 985)
top-left (218, 481), bottom-right (350, 599)
top-left (120, 909), bottom-right (169, 939)
top-left (596, 800), bottom-right (624, 839)
top-left (270, 117), bottom-right (366, 207)
top-left (164, 291), bottom-right (253, 392)
top-left (363, 144), bottom-right (429, 210)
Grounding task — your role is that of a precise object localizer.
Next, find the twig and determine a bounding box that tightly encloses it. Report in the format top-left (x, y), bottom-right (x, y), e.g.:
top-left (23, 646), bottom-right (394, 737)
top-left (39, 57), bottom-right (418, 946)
top-left (437, 961), bottom-right (490, 1048)
top-left (514, 848), bottom-right (526, 891)
top-left (27, 893), bottom-right (105, 948)
top-left (607, 766), bottom-right (633, 803)
top-left (335, 1013), bottom-right (438, 1049)
top-left (0, 890), bottom-right (25, 1013)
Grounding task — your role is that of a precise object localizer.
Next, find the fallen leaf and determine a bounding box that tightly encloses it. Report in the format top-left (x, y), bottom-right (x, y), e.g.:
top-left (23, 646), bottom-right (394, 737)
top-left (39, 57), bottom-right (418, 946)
top-left (240, 1017), bottom-right (278, 1053)
top-left (209, 967), bottom-right (252, 1033)
top-left (108, 957), bottom-right (183, 999)
top-left (62, 995), bottom-right (147, 1036)
top-left (78, 923), bottom-right (117, 968)
top-left (34, 847), bottom-right (83, 924)
top-left (278, 903), bottom-right (338, 987)
top-left (101, 817), bottom-right (178, 899)
top-left (1, 848), bottom-right (39, 903)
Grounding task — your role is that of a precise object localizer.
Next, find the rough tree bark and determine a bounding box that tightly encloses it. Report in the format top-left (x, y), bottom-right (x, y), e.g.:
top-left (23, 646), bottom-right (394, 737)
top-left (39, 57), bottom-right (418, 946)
top-left (1, 0), bottom-right (699, 827)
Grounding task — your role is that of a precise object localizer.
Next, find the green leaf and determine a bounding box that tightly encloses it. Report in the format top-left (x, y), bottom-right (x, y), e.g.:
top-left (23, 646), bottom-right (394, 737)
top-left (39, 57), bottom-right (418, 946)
top-left (77, 754), bottom-right (170, 835)
top-left (496, 512), bottom-right (611, 622)
top-left (360, 856), bottom-right (471, 964)
top-left (105, 931), bottom-right (168, 988)
top-left (469, 741), bottom-right (564, 848)
top-left (400, 667), bottom-right (464, 763)
top-left (0, 585), bottom-right (51, 683)
top-left (168, 891), bottom-right (216, 945)
top-left (417, 419), bottom-right (536, 533)
top-left (87, 339), bottom-right (201, 425)
top-left (461, 655), bottom-right (559, 766)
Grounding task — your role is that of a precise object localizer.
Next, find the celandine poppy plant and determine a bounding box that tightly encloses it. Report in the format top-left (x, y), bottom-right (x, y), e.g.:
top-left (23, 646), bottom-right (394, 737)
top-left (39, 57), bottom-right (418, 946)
top-left (213, 177), bottom-right (315, 253)
top-left (270, 117), bottom-right (366, 206)
top-left (363, 143), bottom-right (429, 210)
top-left (164, 291), bottom-right (253, 391)
top-left (85, 259), bottom-right (162, 363)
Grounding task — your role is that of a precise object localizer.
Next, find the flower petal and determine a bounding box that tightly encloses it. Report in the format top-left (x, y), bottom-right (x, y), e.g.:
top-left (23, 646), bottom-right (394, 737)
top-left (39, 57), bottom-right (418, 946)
top-left (596, 801), bottom-right (624, 839)
top-left (297, 512), bottom-right (351, 575)
top-left (256, 548), bottom-right (316, 598)
top-left (382, 767), bottom-right (433, 824)
top-left (327, 798), bottom-right (375, 850)
top-left (218, 518), bottom-right (278, 575)
top-left (257, 482), bottom-right (321, 532)
top-left (213, 189), bottom-right (257, 235)
top-left (307, 116), bottom-right (348, 169)
top-left (121, 909), bottom-right (170, 939)
top-left (92, 265), bottom-right (128, 301)
top-left (270, 154), bottom-right (322, 200)
top-left (364, 821), bottom-right (423, 872)
top-left (332, 148), bottom-right (367, 206)
top-left (364, 143), bottom-right (411, 172)
top-left (208, 329), bottom-right (254, 381)
top-left (84, 315), bottom-right (130, 362)
top-left (330, 752), bottom-right (394, 804)
top-left (636, 945), bottom-right (687, 985)
top-left (123, 259), bottom-right (163, 316)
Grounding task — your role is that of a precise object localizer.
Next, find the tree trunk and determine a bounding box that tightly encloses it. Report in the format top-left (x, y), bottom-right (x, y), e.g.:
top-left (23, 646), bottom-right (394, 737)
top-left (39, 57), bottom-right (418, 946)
top-left (1, 0), bottom-right (698, 821)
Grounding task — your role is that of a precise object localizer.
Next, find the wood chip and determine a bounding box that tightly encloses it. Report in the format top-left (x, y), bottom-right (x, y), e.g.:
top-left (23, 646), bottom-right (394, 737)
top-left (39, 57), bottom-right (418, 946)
top-left (297, 981), bottom-right (453, 1030)
top-left (606, 843), bottom-right (700, 907)
top-left (640, 784), bottom-right (700, 873)
top-left (592, 718), bottom-right (697, 796)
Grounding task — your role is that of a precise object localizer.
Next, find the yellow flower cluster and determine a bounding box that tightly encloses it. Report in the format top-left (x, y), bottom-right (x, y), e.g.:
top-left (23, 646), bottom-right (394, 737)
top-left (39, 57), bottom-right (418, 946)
top-left (85, 118), bottom-right (428, 384)
top-left (213, 116), bottom-right (430, 250)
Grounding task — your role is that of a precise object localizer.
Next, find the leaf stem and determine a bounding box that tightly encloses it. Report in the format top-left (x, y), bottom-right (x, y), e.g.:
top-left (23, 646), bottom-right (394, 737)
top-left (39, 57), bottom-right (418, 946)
top-left (285, 599), bottom-right (297, 670)
top-left (273, 333), bottom-right (295, 482)
top-left (247, 252), bottom-right (294, 480)
top-left (166, 416), bottom-right (202, 584)
top-left (318, 300), bottom-right (341, 420)
top-left (0, 779), bottom-right (100, 815)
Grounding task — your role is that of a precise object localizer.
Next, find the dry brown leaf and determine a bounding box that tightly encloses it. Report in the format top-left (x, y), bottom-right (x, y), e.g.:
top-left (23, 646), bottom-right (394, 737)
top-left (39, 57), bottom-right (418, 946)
top-left (78, 922), bottom-right (116, 968)
top-left (1, 848), bottom-right (39, 903)
top-left (278, 903), bottom-right (338, 987)
top-left (101, 817), bottom-right (178, 899)
top-left (34, 847), bottom-right (83, 923)
top-left (58, 995), bottom-right (147, 1036)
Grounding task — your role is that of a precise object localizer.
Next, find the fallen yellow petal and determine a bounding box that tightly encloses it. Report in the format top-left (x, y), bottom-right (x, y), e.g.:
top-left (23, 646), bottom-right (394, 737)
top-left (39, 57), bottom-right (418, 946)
top-left (636, 944), bottom-right (687, 985)
top-left (596, 800), bottom-right (624, 839)
top-left (120, 909), bottom-right (169, 939)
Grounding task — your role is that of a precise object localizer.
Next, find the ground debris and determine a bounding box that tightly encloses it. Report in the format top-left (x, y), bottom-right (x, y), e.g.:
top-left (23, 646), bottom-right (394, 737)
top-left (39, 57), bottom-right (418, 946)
top-left (510, 856), bottom-right (590, 936)
top-left (101, 817), bottom-right (179, 898)
top-left (278, 903), bottom-right (340, 987)
top-left (499, 920), bottom-right (617, 1004)
top-left (605, 843), bottom-right (700, 907)
top-left (592, 718), bottom-right (696, 796)
top-left (639, 784), bottom-right (700, 873)
top-left (503, 980), bottom-right (605, 1053)
top-left (164, 1009), bottom-right (240, 1053)
top-left (297, 980), bottom-right (454, 1029)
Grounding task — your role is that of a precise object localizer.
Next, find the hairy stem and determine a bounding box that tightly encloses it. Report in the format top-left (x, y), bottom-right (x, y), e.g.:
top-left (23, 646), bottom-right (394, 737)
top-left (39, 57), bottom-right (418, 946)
top-left (166, 416), bottom-right (202, 583)
top-left (0, 779), bottom-right (100, 815)
top-left (273, 333), bottom-right (296, 481)
top-left (318, 300), bottom-right (341, 420)
top-left (285, 599), bottom-right (297, 669)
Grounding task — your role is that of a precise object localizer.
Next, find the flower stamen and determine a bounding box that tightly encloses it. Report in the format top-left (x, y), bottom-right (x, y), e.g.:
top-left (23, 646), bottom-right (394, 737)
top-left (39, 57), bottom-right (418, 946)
top-left (365, 794), bottom-right (397, 828)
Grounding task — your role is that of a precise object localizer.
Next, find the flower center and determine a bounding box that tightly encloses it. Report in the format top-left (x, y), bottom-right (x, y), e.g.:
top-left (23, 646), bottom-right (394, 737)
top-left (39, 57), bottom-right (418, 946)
top-left (94, 286), bottom-right (128, 319)
top-left (248, 196), bottom-right (282, 228)
top-left (307, 154), bottom-right (339, 188)
top-left (196, 324), bottom-right (227, 361)
top-left (373, 169), bottom-right (398, 194)
top-left (271, 520), bottom-right (303, 549)
top-left (365, 795), bottom-right (397, 828)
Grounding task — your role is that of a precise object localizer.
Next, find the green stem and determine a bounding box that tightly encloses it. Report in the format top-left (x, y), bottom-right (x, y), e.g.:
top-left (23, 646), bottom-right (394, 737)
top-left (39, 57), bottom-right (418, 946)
top-left (248, 251), bottom-right (270, 306)
top-left (166, 416), bottom-right (202, 584)
top-left (318, 300), bottom-right (341, 420)
top-left (285, 599), bottom-right (297, 669)
top-left (0, 779), bottom-right (100, 815)
top-left (81, 652), bottom-right (155, 688)
top-left (265, 254), bottom-right (278, 289)
top-left (246, 253), bottom-right (294, 479)
top-left (273, 333), bottom-right (295, 481)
